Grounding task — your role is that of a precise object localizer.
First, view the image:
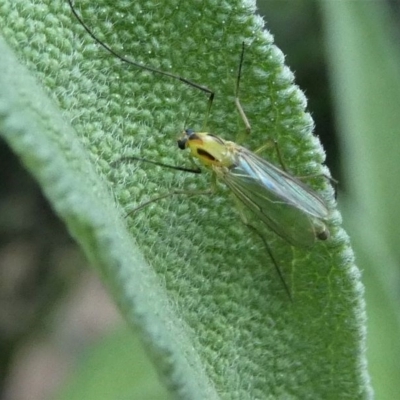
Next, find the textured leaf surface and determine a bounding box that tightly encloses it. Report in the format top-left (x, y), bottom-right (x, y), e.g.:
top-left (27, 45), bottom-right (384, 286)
top-left (0, 0), bottom-right (370, 398)
top-left (57, 327), bottom-right (174, 400)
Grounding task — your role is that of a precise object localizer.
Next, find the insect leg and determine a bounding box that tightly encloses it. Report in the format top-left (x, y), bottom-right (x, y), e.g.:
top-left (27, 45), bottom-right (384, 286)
top-left (68, 0), bottom-right (214, 103)
top-left (271, 139), bottom-right (288, 172)
top-left (111, 156), bottom-right (201, 174)
top-left (127, 188), bottom-right (213, 216)
top-left (245, 223), bottom-right (293, 301)
top-left (232, 196), bottom-right (292, 300)
top-left (247, 139), bottom-right (288, 171)
top-left (268, 140), bottom-right (338, 196)
top-left (234, 43), bottom-right (251, 143)
top-left (254, 140), bottom-right (338, 195)
top-left (253, 140), bottom-right (277, 156)
top-left (123, 161), bottom-right (218, 216)
top-left (200, 89), bottom-right (216, 131)
top-left (295, 172), bottom-right (339, 188)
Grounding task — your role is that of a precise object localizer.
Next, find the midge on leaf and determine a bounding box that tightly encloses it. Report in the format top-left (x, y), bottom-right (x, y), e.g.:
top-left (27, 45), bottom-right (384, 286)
top-left (68, 0), bottom-right (332, 299)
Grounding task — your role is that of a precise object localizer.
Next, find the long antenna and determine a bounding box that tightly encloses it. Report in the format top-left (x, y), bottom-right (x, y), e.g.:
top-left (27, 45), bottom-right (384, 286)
top-left (67, 0), bottom-right (214, 104)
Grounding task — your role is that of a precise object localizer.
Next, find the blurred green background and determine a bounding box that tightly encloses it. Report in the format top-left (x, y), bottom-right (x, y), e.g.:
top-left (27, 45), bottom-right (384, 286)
top-left (1, 1), bottom-right (399, 399)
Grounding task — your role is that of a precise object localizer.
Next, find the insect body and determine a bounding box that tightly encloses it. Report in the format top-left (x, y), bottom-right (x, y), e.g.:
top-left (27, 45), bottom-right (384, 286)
top-left (68, 0), bottom-right (332, 297)
top-left (177, 129), bottom-right (330, 248)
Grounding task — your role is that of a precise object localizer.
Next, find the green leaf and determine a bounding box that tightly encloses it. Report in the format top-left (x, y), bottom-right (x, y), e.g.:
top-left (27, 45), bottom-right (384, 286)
top-left (0, 0), bottom-right (370, 398)
top-left (57, 327), bottom-right (174, 400)
top-left (322, 1), bottom-right (400, 399)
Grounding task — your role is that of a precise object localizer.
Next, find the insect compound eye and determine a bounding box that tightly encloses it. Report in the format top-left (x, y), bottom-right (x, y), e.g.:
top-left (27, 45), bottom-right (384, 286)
top-left (178, 129), bottom-right (194, 149)
top-left (177, 137), bottom-right (187, 150)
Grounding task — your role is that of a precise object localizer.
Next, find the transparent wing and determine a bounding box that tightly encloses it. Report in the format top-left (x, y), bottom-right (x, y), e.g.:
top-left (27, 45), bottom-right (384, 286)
top-left (221, 147), bottom-right (329, 247)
